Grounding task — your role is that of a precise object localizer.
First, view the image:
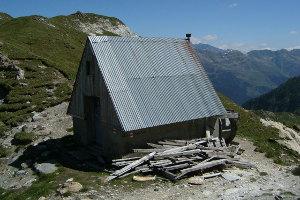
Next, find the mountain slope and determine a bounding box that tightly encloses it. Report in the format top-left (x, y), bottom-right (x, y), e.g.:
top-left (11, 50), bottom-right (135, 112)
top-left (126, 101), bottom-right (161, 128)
top-left (193, 44), bottom-right (300, 104)
top-left (243, 76), bottom-right (300, 115)
top-left (0, 11), bottom-right (135, 79)
top-left (0, 12), bottom-right (135, 132)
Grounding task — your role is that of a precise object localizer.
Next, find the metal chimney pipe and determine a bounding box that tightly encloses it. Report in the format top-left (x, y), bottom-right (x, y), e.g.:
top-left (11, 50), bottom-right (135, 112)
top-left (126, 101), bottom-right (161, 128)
top-left (186, 33), bottom-right (191, 42)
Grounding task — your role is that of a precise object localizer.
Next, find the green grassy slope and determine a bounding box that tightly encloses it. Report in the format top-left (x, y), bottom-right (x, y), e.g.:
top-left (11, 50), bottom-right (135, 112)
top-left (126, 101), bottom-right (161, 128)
top-left (219, 93), bottom-right (298, 164)
top-left (0, 12), bottom-right (129, 132)
top-left (243, 76), bottom-right (300, 115)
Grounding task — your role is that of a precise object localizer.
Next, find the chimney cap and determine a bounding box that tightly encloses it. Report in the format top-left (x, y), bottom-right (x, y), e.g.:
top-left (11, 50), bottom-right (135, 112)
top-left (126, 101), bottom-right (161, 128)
top-left (186, 33), bottom-right (192, 38)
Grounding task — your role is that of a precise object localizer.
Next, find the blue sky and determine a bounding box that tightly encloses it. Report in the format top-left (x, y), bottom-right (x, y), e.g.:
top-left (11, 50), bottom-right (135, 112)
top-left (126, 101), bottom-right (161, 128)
top-left (1, 0), bottom-right (300, 52)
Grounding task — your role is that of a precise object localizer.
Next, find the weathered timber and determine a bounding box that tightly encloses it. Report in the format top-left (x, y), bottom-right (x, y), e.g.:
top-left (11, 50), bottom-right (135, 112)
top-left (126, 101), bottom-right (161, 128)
top-left (203, 173), bottom-right (222, 179)
top-left (133, 148), bottom-right (165, 153)
top-left (112, 156), bottom-right (141, 163)
top-left (226, 160), bottom-right (255, 169)
top-left (106, 152), bottom-right (156, 181)
top-left (163, 163), bottom-right (191, 171)
top-left (106, 137), bottom-right (254, 182)
top-left (178, 159), bottom-right (227, 178)
top-left (147, 143), bottom-right (166, 149)
top-left (154, 149), bottom-right (203, 159)
top-left (158, 141), bottom-right (186, 146)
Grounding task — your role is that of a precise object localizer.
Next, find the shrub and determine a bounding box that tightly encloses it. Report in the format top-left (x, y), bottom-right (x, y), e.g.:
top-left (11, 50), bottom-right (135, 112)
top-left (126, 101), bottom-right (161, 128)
top-left (0, 146), bottom-right (8, 157)
top-left (13, 131), bottom-right (36, 145)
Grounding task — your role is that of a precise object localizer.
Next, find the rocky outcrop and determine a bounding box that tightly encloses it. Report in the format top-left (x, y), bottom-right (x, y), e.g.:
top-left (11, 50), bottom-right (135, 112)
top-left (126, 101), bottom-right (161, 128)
top-left (260, 119), bottom-right (300, 156)
top-left (0, 54), bottom-right (25, 80)
top-left (69, 11), bottom-right (136, 37)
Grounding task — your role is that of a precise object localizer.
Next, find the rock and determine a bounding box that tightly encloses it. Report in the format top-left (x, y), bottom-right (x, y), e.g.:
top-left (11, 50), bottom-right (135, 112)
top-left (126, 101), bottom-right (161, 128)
top-left (21, 162), bottom-right (29, 169)
top-left (57, 181), bottom-right (83, 194)
top-left (66, 178), bottom-right (74, 182)
top-left (187, 176), bottom-right (205, 185)
top-left (36, 125), bottom-right (46, 131)
top-left (36, 131), bottom-right (51, 136)
top-left (15, 170), bottom-right (26, 175)
top-left (34, 163), bottom-right (57, 174)
top-left (24, 178), bottom-right (37, 186)
top-left (254, 147), bottom-right (264, 153)
top-left (38, 197), bottom-right (46, 200)
top-left (221, 173), bottom-right (241, 181)
top-left (132, 175), bottom-right (156, 182)
top-left (21, 125), bottom-right (29, 132)
top-left (32, 113), bottom-right (43, 122)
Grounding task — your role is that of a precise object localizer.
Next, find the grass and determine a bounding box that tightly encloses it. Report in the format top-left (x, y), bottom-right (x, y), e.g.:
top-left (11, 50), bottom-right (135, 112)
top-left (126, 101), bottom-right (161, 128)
top-left (13, 131), bottom-right (36, 145)
top-left (0, 12), bottom-right (123, 132)
top-left (0, 146), bottom-right (8, 157)
top-left (218, 93), bottom-right (299, 165)
top-left (0, 173), bottom-right (57, 200)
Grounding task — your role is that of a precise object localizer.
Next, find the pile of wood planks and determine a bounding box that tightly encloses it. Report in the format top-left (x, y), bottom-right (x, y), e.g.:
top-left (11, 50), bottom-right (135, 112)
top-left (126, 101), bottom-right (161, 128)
top-left (106, 137), bottom-right (255, 182)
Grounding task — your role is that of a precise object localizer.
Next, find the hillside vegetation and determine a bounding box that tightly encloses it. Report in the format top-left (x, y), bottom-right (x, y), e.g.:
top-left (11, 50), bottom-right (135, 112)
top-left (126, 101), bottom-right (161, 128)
top-left (194, 44), bottom-right (300, 104)
top-left (243, 76), bottom-right (300, 115)
top-left (219, 93), bottom-right (298, 164)
top-left (0, 12), bottom-right (135, 132)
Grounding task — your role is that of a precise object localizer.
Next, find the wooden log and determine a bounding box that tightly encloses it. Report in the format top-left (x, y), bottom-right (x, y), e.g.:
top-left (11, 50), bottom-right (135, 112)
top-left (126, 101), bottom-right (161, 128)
top-left (179, 159), bottom-right (227, 178)
top-left (226, 160), bottom-right (255, 169)
top-left (203, 173), bottom-right (222, 179)
top-left (154, 149), bottom-right (203, 159)
top-left (163, 163), bottom-right (191, 171)
top-left (112, 157), bottom-right (141, 163)
top-left (147, 143), bottom-right (165, 149)
top-left (106, 152), bottom-right (156, 181)
top-left (158, 141), bottom-right (185, 146)
top-left (133, 148), bottom-right (165, 153)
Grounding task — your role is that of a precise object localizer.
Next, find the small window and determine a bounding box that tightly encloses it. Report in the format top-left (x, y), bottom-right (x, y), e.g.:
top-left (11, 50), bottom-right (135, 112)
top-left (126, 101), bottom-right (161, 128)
top-left (86, 61), bottom-right (91, 75)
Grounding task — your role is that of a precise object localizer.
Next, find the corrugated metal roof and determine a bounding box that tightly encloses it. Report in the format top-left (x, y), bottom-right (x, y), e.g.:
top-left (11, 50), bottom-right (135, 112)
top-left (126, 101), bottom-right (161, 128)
top-left (89, 36), bottom-right (226, 131)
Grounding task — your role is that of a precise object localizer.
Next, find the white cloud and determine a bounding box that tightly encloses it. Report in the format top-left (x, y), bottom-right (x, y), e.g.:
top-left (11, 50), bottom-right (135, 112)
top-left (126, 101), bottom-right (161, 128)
top-left (191, 34), bottom-right (218, 44)
top-left (228, 3), bottom-right (238, 8)
top-left (289, 31), bottom-right (300, 35)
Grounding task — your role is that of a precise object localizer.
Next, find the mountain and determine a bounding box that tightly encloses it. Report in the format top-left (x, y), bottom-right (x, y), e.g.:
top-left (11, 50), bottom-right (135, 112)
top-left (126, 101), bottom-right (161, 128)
top-left (0, 12), bottom-right (135, 132)
top-left (243, 76), bottom-right (300, 115)
top-left (193, 44), bottom-right (300, 105)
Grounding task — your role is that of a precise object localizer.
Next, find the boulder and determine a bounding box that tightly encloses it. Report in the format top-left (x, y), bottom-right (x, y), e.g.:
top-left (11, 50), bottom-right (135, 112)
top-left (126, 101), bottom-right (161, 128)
top-left (57, 181), bottom-right (83, 194)
top-left (187, 176), bottom-right (205, 185)
top-left (34, 163), bottom-right (57, 174)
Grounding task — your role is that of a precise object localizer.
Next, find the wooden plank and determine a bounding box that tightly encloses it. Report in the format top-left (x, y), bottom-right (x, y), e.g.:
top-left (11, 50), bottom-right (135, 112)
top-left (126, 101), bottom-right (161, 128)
top-left (133, 148), bottom-right (165, 153)
top-left (226, 160), bottom-right (255, 169)
top-left (106, 152), bottom-right (156, 181)
top-left (154, 149), bottom-right (203, 159)
top-left (158, 141), bottom-right (185, 146)
top-left (147, 143), bottom-right (165, 149)
top-left (203, 173), bottom-right (222, 179)
top-left (112, 157), bottom-right (141, 163)
top-left (180, 159), bottom-right (227, 175)
top-left (163, 163), bottom-right (191, 171)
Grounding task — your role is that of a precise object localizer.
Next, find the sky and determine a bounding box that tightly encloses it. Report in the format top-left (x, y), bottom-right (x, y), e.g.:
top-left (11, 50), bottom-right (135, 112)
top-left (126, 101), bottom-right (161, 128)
top-left (1, 0), bottom-right (300, 52)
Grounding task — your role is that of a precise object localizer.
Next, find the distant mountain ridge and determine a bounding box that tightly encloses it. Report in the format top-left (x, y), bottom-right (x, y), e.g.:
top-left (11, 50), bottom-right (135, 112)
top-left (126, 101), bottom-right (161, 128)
top-left (243, 76), bottom-right (300, 115)
top-left (193, 43), bottom-right (300, 104)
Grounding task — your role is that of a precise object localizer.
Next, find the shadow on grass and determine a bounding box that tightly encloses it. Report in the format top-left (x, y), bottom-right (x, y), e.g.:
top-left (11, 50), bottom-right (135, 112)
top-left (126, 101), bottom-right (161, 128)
top-left (10, 135), bottom-right (107, 173)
